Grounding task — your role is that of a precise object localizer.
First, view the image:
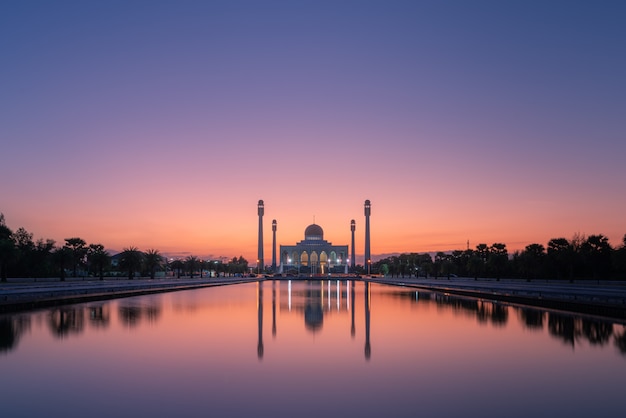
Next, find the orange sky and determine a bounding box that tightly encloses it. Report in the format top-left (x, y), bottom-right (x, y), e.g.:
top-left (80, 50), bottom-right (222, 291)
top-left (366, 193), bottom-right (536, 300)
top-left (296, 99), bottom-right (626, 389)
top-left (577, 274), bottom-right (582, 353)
top-left (1, 2), bottom-right (625, 264)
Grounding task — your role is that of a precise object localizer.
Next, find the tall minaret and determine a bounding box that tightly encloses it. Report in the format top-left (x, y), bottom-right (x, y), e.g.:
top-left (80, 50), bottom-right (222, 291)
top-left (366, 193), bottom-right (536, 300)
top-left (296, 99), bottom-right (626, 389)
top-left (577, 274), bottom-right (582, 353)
top-left (350, 219), bottom-right (356, 271)
top-left (257, 200), bottom-right (264, 272)
top-left (271, 219), bottom-right (277, 272)
top-left (364, 200), bottom-right (371, 274)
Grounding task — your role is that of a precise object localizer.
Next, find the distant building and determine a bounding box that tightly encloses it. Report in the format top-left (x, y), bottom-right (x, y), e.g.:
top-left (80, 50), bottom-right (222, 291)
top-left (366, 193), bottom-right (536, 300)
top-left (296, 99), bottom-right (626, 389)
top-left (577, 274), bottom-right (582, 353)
top-left (279, 224), bottom-right (348, 275)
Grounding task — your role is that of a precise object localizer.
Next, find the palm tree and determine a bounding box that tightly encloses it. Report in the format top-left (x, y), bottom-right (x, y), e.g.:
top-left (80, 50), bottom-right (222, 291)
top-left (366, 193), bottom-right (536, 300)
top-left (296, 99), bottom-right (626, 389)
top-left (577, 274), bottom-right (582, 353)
top-left (171, 259), bottom-right (183, 278)
top-left (53, 247), bottom-right (72, 281)
top-left (185, 255), bottom-right (200, 278)
top-left (64, 237), bottom-right (87, 278)
top-left (87, 244), bottom-right (110, 280)
top-left (0, 218), bottom-right (15, 282)
top-left (119, 247), bottom-right (144, 280)
top-left (144, 249), bottom-right (163, 280)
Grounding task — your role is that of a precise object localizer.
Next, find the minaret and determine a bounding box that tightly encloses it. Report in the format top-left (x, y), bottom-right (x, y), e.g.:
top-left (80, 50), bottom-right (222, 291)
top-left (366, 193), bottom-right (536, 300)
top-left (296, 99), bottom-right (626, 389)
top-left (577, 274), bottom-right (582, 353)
top-left (350, 219), bottom-right (356, 271)
top-left (271, 220), bottom-right (277, 272)
top-left (257, 200), bottom-right (264, 273)
top-left (364, 200), bottom-right (371, 275)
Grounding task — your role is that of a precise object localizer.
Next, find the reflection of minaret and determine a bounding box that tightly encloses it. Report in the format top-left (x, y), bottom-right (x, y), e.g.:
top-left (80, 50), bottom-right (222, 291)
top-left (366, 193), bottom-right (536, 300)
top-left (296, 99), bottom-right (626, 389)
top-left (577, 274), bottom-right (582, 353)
top-left (364, 281), bottom-right (371, 360)
top-left (257, 281), bottom-right (264, 360)
top-left (364, 200), bottom-right (371, 274)
top-left (272, 280), bottom-right (277, 337)
top-left (271, 220), bottom-right (277, 272)
top-left (350, 220), bottom-right (356, 271)
top-left (350, 280), bottom-right (356, 338)
top-left (257, 200), bottom-right (264, 271)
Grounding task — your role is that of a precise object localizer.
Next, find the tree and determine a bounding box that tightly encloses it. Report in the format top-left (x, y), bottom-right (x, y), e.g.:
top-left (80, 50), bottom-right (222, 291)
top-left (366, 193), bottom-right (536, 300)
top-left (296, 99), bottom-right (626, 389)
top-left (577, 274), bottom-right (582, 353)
top-left (171, 259), bottom-right (183, 278)
top-left (33, 238), bottom-right (56, 278)
top-left (185, 255), bottom-right (200, 278)
top-left (144, 249), bottom-right (163, 280)
top-left (613, 234), bottom-right (626, 280)
top-left (547, 238), bottom-right (572, 280)
top-left (53, 247), bottom-right (72, 281)
top-left (87, 244), bottom-right (110, 280)
top-left (518, 243), bottom-right (545, 281)
top-left (119, 247), bottom-right (143, 280)
top-left (581, 234), bottom-right (612, 281)
top-left (488, 243), bottom-right (508, 280)
top-left (0, 217), bottom-right (15, 282)
top-left (64, 237), bottom-right (87, 278)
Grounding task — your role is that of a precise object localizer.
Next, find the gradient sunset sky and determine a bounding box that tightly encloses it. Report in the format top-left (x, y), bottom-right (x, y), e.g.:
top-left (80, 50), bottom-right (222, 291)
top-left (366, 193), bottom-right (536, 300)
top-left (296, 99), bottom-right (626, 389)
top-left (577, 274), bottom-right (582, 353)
top-left (1, 0), bottom-right (625, 264)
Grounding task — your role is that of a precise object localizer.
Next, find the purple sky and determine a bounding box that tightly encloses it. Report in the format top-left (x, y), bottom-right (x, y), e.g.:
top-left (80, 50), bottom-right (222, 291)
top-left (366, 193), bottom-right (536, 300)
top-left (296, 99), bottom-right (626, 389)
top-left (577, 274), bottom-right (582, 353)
top-left (1, 0), bottom-right (625, 262)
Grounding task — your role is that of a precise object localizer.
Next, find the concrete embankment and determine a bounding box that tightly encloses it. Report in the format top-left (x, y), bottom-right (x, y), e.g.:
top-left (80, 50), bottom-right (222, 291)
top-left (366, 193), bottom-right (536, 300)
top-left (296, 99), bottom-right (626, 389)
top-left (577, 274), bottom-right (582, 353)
top-left (366, 276), bottom-right (626, 320)
top-left (0, 277), bottom-right (258, 313)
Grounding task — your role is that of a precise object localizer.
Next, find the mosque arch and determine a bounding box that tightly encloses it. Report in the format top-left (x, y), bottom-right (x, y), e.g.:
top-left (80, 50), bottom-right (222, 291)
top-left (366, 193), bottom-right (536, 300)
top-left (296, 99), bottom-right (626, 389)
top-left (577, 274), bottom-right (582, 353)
top-left (320, 252), bottom-right (329, 274)
top-left (300, 252), bottom-right (308, 267)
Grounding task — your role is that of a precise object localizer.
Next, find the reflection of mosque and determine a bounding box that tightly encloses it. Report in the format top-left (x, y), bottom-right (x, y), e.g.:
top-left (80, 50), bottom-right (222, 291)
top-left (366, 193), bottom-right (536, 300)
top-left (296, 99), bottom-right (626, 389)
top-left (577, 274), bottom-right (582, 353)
top-left (279, 225), bottom-right (349, 275)
top-left (256, 280), bottom-right (371, 360)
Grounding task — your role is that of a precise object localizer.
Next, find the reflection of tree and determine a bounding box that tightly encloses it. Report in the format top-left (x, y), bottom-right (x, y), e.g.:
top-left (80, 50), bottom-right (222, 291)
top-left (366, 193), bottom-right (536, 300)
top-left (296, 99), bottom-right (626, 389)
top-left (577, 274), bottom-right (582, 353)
top-left (144, 305), bottom-right (161, 323)
top-left (88, 305), bottom-right (110, 329)
top-left (491, 304), bottom-right (508, 326)
top-left (0, 316), bottom-right (30, 353)
top-left (48, 308), bottom-right (84, 339)
top-left (581, 320), bottom-right (612, 346)
top-left (548, 314), bottom-right (579, 347)
top-left (519, 309), bottom-right (544, 330)
top-left (0, 318), bottom-right (16, 352)
top-left (119, 305), bottom-right (142, 327)
top-left (614, 331), bottom-right (626, 356)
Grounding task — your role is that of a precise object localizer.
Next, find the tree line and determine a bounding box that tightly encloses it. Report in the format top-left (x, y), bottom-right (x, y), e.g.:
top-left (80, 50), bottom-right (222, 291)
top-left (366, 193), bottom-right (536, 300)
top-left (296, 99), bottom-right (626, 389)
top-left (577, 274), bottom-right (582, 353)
top-left (0, 214), bottom-right (249, 281)
top-left (371, 233), bottom-right (626, 281)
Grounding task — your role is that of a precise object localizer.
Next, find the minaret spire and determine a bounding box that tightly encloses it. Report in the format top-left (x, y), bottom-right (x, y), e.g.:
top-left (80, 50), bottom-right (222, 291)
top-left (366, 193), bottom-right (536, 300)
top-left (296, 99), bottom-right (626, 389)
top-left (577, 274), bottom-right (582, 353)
top-left (257, 200), bottom-right (264, 273)
top-left (364, 200), bottom-right (371, 275)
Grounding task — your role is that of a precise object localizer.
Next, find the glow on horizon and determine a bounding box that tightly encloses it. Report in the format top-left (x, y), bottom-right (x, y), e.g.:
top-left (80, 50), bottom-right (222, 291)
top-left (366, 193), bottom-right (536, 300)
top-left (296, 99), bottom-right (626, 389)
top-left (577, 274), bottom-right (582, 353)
top-left (1, 1), bottom-right (625, 262)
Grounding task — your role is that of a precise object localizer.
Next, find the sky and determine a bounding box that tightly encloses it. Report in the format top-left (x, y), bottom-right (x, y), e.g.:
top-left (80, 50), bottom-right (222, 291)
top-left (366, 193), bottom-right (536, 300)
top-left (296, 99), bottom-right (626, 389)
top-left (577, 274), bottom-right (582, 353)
top-left (1, 0), bottom-right (625, 264)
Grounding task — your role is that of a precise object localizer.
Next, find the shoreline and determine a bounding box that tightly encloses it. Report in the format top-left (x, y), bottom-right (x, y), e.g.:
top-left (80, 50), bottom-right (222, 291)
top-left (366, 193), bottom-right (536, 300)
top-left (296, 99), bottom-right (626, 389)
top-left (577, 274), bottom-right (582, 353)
top-left (3, 276), bottom-right (626, 320)
top-left (0, 277), bottom-right (257, 313)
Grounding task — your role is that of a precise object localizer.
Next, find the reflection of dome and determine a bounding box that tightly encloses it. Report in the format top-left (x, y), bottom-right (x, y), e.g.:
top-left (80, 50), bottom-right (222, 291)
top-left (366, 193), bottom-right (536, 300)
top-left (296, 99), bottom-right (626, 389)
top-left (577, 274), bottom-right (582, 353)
top-left (304, 224), bottom-right (324, 240)
top-left (304, 304), bottom-right (323, 332)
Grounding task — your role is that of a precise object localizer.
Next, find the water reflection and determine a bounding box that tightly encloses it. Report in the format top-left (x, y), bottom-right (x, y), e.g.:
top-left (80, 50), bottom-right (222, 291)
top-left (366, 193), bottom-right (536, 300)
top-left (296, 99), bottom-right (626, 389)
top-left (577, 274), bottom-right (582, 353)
top-left (1, 281), bottom-right (626, 418)
top-left (257, 281), bottom-right (263, 360)
top-left (88, 305), bottom-right (110, 329)
top-left (364, 281), bottom-right (371, 360)
top-left (119, 300), bottom-right (162, 328)
top-left (0, 315), bottom-right (30, 353)
top-left (48, 307), bottom-right (84, 338)
top-left (392, 288), bottom-right (626, 355)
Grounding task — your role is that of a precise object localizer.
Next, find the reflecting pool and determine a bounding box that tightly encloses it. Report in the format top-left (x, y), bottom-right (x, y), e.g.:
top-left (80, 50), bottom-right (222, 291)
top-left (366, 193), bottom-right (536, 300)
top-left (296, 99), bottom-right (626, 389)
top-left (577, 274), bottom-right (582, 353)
top-left (1, 281), bottom-right (625, 418)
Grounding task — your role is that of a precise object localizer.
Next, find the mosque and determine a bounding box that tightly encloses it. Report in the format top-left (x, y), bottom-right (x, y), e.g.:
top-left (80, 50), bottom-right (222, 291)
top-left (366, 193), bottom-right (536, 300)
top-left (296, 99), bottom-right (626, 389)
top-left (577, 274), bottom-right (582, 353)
top-left (279, 223), bottom-right (349, 275)
top-left (257, 199), bottom-right (372, 276)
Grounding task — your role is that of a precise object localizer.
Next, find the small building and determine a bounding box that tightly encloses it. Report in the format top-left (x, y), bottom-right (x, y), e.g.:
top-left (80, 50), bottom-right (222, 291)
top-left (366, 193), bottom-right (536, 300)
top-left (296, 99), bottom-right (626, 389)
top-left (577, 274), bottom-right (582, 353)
top-left (279, 224), bottom-right (348, 275)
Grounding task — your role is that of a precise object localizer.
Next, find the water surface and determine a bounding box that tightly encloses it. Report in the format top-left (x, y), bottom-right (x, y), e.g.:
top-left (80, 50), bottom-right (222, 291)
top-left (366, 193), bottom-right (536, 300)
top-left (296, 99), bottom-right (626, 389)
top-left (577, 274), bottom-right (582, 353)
top-left (1, 280), bottom-right (625, 417)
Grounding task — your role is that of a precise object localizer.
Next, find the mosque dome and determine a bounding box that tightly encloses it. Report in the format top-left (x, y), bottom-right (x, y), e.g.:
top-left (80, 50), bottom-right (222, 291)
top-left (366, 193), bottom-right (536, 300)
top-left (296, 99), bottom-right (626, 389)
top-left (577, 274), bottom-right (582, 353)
top-left (304, 224), bottom-right (324, 240)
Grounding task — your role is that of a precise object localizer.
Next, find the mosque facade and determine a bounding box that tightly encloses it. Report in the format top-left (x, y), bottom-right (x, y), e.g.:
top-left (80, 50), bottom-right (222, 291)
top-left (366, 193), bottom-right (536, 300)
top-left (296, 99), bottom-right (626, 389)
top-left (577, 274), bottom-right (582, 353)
top-left (279, 224), bottom-right (349, 275)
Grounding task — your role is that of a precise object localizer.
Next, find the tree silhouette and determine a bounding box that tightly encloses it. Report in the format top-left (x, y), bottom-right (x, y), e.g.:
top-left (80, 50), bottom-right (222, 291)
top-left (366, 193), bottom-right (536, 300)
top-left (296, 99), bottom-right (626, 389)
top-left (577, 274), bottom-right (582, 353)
top-left (119, 246), bottom-right (143, 280)
top-left (87, 244), bottom-right (110, 280)
top-left (185, 255), bottom-right (199, 278)
top-left (144, 249), bottom-right (163, 279)
top-left (0, 216), bottom-right (15, 282)
top-left (64, 237), bottom-right (87, 278)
